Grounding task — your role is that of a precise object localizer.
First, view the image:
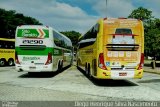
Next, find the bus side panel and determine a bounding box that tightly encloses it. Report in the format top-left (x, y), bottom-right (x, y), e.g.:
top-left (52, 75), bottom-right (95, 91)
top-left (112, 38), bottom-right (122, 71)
top-left (0, 49), bottom-right (15, 66)
top-left (0, 38), bottom-right (15, 66)
top-left (52, 47), bottom-right (63, 71)
top-left (92, 19), bottom-right (105, 78)
top-left (134, 21), bottom-right (144, 79)
top-left (63, 50), bottom-right (72, 67)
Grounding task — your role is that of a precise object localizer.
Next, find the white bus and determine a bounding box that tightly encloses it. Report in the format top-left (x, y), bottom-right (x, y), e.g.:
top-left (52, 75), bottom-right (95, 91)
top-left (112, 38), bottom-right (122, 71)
top-left (15, 25), bottom-right (73, 73)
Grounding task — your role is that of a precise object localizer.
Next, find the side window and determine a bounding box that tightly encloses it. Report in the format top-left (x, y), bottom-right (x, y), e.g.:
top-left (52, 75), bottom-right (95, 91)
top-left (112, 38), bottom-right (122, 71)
top-left (78, 23), bottom-right (99, 48)
top-left (53, 31), bottom-right (62, 47)
top-left (0, 40), bottom-right (15, 49)
top-left (0, 40), bottom-right (3, 48)
top-left (10, 41), bottom-right (15, 49)
top-left (94, 23), bottom-right (99, 34)
top-left (61, 36), bottom-right (69, 49)
top-left (83, 23), bottom-right (99, 40)
top-left (53, 31), bottom-right (72, 49)
top-left (7, 41), bottom-right (15, 49)
top-left (79, 42), bottom-right (85, 49)
top-left (78, 39), bottom-right (96, 49)
top-left (60, 37), bottom-right (65, 48)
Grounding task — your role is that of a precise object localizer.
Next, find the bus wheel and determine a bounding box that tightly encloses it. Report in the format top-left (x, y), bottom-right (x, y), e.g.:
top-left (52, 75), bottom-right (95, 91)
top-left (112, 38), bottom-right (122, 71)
top-left (57, 61), bottom-right (61, 71)
top-left (77, 59), bottom-right (80, 68)
top-left (8, 59), bottom-right (14, 66)
top-left (88, 63), bottom-right (91, 77)
top-left (85, 63), bottom-right (88, 75)
top-left (61, 60), bottom-right (63, 69)
top-left (77, 60), bottom-right (78, 67)
top-left (0, 59), bottom-right (6, 66)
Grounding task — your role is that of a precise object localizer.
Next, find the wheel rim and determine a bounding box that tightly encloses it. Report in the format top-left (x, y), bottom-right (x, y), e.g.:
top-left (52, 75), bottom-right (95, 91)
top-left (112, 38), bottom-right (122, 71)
top-left (9, 60), bottom-right (13, 66)
top-left (0, 60), bottom-right (5, 66)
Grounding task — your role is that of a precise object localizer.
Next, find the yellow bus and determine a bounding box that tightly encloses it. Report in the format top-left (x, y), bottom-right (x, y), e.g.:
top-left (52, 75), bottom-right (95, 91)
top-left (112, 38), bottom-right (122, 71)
top-left (77, 18), bottom-right (144, 79)
top-left (0, 38), bottom-right (15, 66)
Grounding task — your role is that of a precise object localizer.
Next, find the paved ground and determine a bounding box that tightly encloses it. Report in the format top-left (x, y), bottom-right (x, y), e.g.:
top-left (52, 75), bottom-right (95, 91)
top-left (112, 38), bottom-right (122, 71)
top-left (0, 64), bottom-right (160, 103)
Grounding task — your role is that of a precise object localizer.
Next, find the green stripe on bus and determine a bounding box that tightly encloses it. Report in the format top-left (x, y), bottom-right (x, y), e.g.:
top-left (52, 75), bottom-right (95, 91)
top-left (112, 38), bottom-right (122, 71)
top-left (17, 29), bottom-right (49, 38)
top-left (15, 47), bottom-right (63, 56)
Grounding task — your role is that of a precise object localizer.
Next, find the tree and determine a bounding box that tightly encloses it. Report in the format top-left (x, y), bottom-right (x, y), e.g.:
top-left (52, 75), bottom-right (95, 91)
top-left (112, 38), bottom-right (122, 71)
top-left (128, 7), bottom-right (154, 33)
top-left (0, 8), bottom-right (42, 38)
top-left (60, 31), bottom-right (81, 51)
top-left (128, 7), bottom-right (153, 21)
top-left (128, 7), bottom-right (160, 68)
top-left (128, 7), bottom-right (160, 57)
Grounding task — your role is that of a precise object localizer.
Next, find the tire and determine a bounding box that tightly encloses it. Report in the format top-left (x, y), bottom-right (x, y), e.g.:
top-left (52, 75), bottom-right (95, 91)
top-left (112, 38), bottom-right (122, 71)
top-left (57, 61), bottom-right (61, 71)
top-left (8, 59), bottom-right (14, 66)
top-left (61, 60), bottom-right (63, 69)
top-left (85, 63), bottom-right (88, 75)
top-left (77, 59), bottom-right (80, 68)
top-left (77, 60), bottom-right (78, 67)
top-left (88, 63), bottom-right (91, 77)
top-left (0, 59), bottom-right (6, 66)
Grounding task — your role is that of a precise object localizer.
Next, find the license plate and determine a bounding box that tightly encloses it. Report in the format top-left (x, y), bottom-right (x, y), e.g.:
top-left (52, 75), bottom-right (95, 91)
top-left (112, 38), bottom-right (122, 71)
top-left (29, 66), bottom-right (36, 69)
top-left (119, 72), bottom-right (127, 76)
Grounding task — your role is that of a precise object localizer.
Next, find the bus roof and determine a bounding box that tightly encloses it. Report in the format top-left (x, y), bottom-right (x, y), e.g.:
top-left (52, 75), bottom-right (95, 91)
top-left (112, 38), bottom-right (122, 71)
top-left (17, 25), bottom-right (50, 29)
top-left (103, 17), bottom-right (141, 21)
top-left (102, 17), bottom-right (142, 28)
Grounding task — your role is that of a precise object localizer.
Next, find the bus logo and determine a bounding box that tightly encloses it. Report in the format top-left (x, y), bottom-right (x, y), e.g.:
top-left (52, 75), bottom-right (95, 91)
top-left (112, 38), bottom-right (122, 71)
top-left (18, 29), bottom-right (49, 38)
top-left (22, 29), bottom-right (38, 38)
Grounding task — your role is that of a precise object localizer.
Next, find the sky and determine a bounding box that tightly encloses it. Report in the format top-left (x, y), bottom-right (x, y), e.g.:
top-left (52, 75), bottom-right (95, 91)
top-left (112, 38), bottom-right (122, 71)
top-left (0, 0), bottom-right (160, 33)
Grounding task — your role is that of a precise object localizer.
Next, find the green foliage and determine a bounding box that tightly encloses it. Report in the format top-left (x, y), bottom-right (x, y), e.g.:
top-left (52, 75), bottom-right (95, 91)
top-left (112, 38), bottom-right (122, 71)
top-left (0, 8), bottom-right (42, 38)
top-left (146, 28), bottom-right (160, 52)
top-left (60, 31), bottom-right (81, 51)
top-left (128, 7), bottom-right (153, 21)
top-left (128, 7), bottom-right (160, 58)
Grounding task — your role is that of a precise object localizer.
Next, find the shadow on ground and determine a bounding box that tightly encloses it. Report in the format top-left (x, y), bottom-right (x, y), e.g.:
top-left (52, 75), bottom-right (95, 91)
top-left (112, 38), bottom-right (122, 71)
top-left (91, 79), bottom-right (138, 87)
top-left (137, 79), bottom-right (160, 83)
top-left (18, 65), bottom-right (71, 78)
top-left (77, 66), bottom-right (138, 87)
